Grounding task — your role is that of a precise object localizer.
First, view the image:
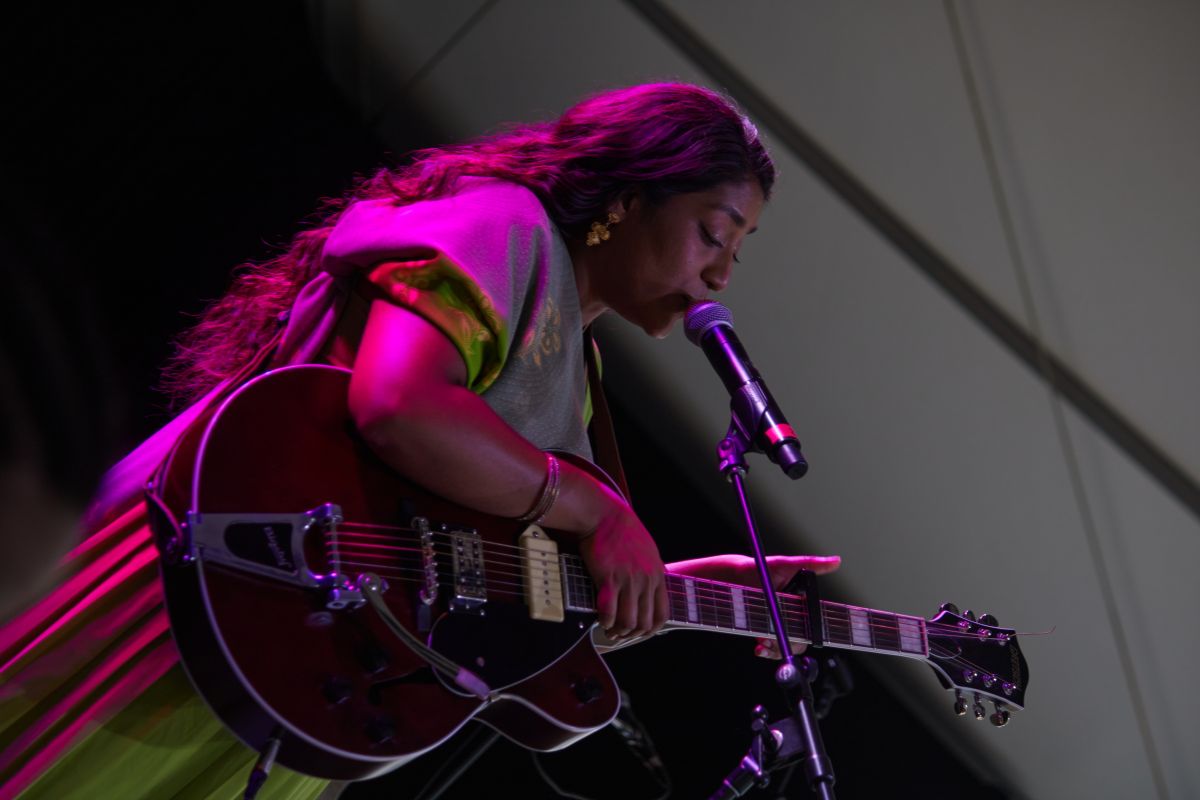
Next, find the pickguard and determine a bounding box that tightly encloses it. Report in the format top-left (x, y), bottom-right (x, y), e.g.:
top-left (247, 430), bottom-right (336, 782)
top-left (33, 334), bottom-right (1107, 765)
top-left (429, 605), bottom-right (596, 695)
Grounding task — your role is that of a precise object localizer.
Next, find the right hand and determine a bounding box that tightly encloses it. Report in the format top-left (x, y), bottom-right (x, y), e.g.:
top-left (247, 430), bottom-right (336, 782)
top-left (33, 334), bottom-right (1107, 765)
top-left (576, 499), bottom-right (668, 641)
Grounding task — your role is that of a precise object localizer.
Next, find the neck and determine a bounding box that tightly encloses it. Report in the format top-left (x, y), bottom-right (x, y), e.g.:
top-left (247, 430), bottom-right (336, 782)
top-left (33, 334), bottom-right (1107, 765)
top-left (567, 240), bottom-right (609, 328)
top-left (561, 565), bottom-right (929, 660)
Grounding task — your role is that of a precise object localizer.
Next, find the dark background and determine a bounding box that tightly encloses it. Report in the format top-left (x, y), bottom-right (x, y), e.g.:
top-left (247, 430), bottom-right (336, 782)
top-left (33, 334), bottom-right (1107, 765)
top-left (2, 5), bottom-right (1005, 798)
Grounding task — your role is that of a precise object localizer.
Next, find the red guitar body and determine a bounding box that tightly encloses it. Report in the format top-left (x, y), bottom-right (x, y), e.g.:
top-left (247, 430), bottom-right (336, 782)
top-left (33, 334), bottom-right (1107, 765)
top-left (148, 365), bottom-right (619, 781)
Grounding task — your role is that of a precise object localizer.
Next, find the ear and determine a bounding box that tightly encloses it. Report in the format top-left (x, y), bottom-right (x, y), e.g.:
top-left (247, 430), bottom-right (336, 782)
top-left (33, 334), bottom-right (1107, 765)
top-left (605, 187), bottom-right (642, 222)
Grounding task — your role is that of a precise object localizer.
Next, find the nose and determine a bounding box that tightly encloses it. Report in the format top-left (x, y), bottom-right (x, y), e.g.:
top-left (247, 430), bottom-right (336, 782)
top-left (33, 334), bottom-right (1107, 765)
top-left (702, 254), bottom-right (734, 293)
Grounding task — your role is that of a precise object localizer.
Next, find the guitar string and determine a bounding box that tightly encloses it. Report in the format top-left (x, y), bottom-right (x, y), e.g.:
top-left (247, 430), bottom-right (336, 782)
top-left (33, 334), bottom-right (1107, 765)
top-left (327, 539), bottom-right (1001, 641)
top-left (328, 548), bottom-right (996, 647)
top-left (332, 526), bottom-right (1006, 632)
top-left (333, 523), bottom-right (1023, 643)
top-left (330, 534), bottom-right (937, 628)
top-left (332, 556), bottom-right (818, 629)
top-left (327, 553), bottom-right (1017, 651)
top-left (335, 558), bottom-right (907, 645)
top-left (328, 558), bottom-right (1013, 694)
top-left (329, 530), bottom-right (1016, 659)
top-left (328, 549), bottom-right (929, 637)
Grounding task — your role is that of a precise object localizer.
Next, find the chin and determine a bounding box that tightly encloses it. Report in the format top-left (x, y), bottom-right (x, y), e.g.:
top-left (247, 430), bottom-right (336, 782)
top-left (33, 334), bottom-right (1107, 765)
top-left (644, 316), bottom-right (679, 340)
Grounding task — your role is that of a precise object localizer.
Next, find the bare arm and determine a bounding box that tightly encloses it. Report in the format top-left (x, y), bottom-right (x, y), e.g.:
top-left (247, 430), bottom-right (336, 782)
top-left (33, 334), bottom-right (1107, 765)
top-left (348, 298), bottom-right (667, 638)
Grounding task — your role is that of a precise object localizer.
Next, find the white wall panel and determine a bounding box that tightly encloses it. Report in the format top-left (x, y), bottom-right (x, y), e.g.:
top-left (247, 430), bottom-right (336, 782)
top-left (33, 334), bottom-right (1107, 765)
top-left (311, 2), bottom-right (1199, 796)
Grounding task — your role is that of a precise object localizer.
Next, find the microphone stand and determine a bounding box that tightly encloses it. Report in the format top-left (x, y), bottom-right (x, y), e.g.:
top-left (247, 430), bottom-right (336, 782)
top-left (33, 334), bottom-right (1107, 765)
top-left (708, 422), bottom-right (836, 800)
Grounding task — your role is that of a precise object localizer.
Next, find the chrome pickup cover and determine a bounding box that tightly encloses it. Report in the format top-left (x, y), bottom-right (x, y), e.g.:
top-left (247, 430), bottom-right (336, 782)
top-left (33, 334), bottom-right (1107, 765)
top-left (447, 527), bottom-right (487, 615)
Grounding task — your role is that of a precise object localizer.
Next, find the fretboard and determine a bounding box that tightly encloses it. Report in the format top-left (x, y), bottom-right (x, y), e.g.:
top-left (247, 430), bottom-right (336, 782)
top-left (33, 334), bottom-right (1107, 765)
top-left (561, 560), bottom-right (928, 659)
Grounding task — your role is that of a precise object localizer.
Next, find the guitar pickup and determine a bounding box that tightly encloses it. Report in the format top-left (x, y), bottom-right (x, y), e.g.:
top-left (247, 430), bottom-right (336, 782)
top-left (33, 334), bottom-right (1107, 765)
top-left (448, 527), bottom-right (487, 615)
top-left (519, 525), bottom-right (564, 622)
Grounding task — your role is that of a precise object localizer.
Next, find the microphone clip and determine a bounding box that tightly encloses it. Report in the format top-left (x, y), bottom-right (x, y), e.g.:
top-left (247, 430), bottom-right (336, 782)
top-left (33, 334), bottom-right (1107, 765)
top-left (717, 420), bottom-right (753, 481)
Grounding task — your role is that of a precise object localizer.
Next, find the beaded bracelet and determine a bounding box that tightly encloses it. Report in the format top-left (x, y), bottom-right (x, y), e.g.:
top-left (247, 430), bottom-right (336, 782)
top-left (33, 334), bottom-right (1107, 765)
top-left (518, 453), bottom-right (561, 524)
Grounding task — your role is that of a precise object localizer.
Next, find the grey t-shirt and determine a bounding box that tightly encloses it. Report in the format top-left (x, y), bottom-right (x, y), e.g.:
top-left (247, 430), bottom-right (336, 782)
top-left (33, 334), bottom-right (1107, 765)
top-left (311, 177), bottom-right (593, 460)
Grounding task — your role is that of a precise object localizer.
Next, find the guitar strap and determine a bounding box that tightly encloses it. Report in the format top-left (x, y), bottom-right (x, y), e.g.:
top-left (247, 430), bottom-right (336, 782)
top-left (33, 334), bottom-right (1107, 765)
top-left (583, 328), bottom-right (633, 504)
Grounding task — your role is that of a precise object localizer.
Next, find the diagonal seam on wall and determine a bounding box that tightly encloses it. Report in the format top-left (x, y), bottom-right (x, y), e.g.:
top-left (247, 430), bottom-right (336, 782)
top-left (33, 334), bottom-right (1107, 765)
top-left (624, 0), bottom-right (1200, 526)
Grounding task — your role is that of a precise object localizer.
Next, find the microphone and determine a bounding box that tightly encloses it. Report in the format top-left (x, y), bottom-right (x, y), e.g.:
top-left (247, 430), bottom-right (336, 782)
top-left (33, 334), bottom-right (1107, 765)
top-left (684, 301), bottom-right (807, 479)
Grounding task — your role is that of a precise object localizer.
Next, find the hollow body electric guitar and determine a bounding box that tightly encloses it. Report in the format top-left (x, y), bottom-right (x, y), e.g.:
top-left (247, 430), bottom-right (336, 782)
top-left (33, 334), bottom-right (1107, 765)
top-left (147, 365), bottom-right (1030, 781)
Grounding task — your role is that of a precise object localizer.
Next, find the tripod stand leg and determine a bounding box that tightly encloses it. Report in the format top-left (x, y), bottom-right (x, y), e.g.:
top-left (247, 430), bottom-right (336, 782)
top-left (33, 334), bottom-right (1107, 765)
top-left (413, 725), bottom-right (502, 800)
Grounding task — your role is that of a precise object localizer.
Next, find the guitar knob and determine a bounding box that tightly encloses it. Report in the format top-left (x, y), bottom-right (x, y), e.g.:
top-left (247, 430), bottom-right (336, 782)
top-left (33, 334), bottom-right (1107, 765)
top-left (573, 676), bottom-right (604, 705)
top-left (979, 613), bottom-right (998, 626)
top-left (365, 715), bottom-right (397, 745)
top-left (963, 609), bottom-right (977, 622)
top-left (357, 641), bottom-right (392, 674)
top-left (972, 693), bottom-right (985, 720)
top-left (1001, 681), bottom-right (1015, 697)
top-left (990, 702), bottom-right (1011, 727)
top-left (322, 676), bottom-right (353, 705)
top-left (939, 602), bottom-right (960, 615)
top-left (953, 690), bottom-right (967, 716)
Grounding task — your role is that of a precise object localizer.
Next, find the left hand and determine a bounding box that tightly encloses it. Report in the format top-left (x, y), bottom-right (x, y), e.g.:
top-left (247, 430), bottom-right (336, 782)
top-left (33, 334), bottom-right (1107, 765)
top-left (666, 553), bottom-right (841, 659)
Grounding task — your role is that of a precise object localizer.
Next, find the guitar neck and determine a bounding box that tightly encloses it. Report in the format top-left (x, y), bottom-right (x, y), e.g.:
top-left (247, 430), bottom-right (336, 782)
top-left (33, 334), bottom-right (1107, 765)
top-left (563, 564), bottom-right (928, 660)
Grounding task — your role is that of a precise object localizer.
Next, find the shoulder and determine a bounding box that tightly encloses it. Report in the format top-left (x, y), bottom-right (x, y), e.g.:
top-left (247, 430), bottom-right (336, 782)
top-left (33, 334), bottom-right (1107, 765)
top-left (441, 178), bottom-right (555, 233)
top-left (322, 179), bottom-right (559, 276)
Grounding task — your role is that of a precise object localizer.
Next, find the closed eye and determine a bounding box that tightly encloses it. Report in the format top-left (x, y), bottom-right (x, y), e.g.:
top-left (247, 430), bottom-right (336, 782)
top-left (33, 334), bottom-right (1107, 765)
top-left (700, 224), bottom-right (741, 263)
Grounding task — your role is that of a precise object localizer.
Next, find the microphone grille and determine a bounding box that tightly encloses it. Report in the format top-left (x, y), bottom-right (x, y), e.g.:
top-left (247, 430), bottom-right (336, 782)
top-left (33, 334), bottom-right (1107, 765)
top-left (684, 300), bottom-right (733, 345)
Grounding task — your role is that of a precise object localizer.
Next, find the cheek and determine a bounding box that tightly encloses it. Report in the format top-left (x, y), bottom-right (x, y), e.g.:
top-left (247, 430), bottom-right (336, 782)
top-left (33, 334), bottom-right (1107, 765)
top-left (641, 232), bottom-right (697, 290)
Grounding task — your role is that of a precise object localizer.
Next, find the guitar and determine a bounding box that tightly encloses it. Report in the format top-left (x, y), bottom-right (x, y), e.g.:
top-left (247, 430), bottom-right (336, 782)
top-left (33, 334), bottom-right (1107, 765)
top-left (146, 364), bottom-right (1029, 781)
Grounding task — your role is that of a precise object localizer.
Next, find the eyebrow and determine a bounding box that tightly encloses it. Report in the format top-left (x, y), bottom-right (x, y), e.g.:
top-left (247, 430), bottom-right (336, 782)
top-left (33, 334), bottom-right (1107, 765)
top-left (713, 203), bottom-right (757, 234)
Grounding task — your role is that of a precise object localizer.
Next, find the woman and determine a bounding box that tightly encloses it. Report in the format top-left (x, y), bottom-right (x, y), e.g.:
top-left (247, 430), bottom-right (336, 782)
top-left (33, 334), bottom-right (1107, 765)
top-left (0, 82), bottom-right (839, 799)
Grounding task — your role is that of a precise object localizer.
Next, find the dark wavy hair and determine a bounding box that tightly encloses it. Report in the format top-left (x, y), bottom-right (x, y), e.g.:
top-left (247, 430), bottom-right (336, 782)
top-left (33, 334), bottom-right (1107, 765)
top-left (160, 82), bottom-right (776, 407)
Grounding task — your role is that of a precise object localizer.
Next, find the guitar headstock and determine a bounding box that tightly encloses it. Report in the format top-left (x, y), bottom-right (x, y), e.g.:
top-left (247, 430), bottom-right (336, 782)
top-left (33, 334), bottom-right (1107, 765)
top-left (925, 602), bottom-right (1029, 725)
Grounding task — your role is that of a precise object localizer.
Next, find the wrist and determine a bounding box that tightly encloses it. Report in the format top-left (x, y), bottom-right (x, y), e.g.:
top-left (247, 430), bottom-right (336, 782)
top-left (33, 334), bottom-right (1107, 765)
top-left (541, 459), bottom-right (626, 540)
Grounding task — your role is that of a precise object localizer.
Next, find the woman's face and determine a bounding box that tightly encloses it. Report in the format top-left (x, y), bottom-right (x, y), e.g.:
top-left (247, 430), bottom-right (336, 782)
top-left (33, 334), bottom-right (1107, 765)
top-left (590, 180), bottom-right (765, 338)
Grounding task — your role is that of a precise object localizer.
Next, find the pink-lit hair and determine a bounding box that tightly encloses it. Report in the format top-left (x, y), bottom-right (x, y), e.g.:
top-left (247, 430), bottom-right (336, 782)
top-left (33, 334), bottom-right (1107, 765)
top-left (160, 83), bottom-right (775, 408)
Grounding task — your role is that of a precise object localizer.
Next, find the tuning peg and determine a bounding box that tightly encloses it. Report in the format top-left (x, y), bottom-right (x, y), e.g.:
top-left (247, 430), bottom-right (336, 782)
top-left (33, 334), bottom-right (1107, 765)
top-left (940, 602), bottom-right (960, 615)
top-left (979, 613), bottom-right (998, 626)
top-left (963, 609), bottom-right (977, 622)
top-left (990, 702), bottom-right (1011, 727)
top-left (972, 692), bottom-right (985, 720)
top-left (953, 689), bottom-right (967, 716)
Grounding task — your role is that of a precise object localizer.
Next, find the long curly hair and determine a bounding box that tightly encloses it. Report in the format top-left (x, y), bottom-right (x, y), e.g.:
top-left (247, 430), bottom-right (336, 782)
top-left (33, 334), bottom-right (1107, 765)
top-left (160, 82), bottom-right (776, 408)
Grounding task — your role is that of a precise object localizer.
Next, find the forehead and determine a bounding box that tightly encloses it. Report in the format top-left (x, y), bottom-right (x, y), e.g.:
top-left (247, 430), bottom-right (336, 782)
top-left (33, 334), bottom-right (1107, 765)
top-left (667, 181), bottom-right (765, 229)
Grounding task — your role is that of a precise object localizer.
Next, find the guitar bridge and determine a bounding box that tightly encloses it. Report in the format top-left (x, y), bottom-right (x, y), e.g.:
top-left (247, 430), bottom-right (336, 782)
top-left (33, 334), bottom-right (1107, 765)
top-left (447, 527), bottom-right (487, 615)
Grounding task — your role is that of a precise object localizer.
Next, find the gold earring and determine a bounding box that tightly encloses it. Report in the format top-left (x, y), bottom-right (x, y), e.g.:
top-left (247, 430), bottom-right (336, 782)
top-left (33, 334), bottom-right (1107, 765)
top-left (586, 212), bottom-right (621, 246)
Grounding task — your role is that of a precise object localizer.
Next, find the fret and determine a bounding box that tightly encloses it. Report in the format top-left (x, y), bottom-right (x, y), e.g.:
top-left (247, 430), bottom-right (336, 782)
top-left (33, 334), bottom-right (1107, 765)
top-left (848, 607), bottom-right (872, 648)
top-left (699, 581), bottom-right (721, 629)
top-left (746, 588), bottom-right (773, 636)
top-left (562, 555), bottom-right (593, 613)
top-left (897, 615), bottom-right (926, 654)
top-left (819, 601), bottom-right (848, 647)
top-left (665, 574), bottom-right (690, 623)
top-left (869, 610), bottom-right (901, 653)
top-left (729, 586), bottom-right (748, 630)
top-left (713, 583), bottom-right (736, 630)
top-left (776, 595), bottom-right (807, 643)
top-left (683, 577), bottom-right (700, 624)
